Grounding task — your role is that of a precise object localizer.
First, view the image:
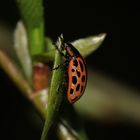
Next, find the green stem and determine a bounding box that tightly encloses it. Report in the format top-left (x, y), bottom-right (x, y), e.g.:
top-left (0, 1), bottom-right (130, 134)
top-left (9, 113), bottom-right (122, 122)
top-left (16, 0), bottom-right (45, 56)
top-left (27, 23), bottom-right (45, 56)
top-left (41, 38), bottom-right (64, 140)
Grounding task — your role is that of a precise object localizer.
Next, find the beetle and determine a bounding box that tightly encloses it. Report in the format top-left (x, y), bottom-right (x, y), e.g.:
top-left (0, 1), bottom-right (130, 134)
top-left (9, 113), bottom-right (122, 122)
top-left (54, 36), bottom-right (87, 104)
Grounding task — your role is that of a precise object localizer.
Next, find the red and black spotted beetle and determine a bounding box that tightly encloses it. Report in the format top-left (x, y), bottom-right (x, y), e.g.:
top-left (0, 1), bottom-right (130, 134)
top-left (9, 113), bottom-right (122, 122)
top-left (54, 36), bottom-right (87, 104)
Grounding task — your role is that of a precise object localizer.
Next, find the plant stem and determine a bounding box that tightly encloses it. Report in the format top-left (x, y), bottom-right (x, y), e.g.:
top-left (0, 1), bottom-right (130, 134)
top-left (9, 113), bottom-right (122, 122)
top-left (41, 37), bottom-right (64, 140)
top-left (16, 0), bottom-right (45, 56)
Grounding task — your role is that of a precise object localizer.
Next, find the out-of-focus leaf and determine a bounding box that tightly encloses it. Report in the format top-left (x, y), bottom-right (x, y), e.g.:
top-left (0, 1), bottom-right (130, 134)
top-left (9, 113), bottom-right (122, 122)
top-left (72, 33), bottom-right (106, 57)
top-left (0, 25), bottom-right (21, 65)
top-left (14, 21), bottom-right (32, 83)
top-left (0, 50), bottom-right (32, 96)
top-left (16, 0), bottom-right (45, 56)
top-left (75, 69), bottom-right (140, 122)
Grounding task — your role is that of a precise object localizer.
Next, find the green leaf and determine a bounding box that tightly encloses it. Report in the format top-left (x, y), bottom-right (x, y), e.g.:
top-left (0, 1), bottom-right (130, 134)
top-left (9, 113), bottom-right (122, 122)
top-left (16, 0), bottom-right (44, 28)
top-left (72, 33), bottom-right (106, 57)
top-left (16, 0), bottom-right (45, 56)
top-left (33, 33), bottom-right (106, 64)
top-left (41, 37), bottom-right (64, 140)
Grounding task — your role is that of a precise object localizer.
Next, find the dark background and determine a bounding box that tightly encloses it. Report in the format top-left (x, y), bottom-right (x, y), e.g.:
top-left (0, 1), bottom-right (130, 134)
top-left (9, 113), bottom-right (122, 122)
top-left (0, 0), bottom-right (140, 139)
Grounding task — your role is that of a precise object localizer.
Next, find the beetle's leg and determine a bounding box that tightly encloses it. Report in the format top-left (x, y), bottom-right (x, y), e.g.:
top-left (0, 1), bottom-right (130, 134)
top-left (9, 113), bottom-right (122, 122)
top-left (52, 60), bottom-right (68, 70)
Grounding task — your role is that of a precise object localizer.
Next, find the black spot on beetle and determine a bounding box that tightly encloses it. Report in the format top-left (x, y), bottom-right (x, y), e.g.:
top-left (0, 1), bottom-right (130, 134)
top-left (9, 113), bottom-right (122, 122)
top-left (70, 88), bottom-right (74, 94)
top-left (71, 69), bottom-right (75, 72)
top-left (82, 75), bottom-right (85, 82)
top-left (79, 60), bottom-right (84, 72)
top-left (72, 76), bottom-right (77, 84)
top-left (76, 70), bottom-right (81, 77)
top-left (73, 59), bottom-right (78, 67)
top-left (76, 84), bottom-right (80, 91)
